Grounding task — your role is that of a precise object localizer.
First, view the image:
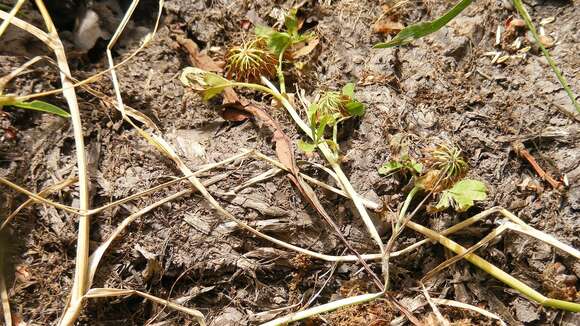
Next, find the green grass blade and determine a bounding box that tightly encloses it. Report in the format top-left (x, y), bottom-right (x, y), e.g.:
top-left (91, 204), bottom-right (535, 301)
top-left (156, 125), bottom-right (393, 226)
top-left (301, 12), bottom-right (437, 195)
top-left (373, 0), bottom-right (473, 48)
top-left (512, 0), bottom-right (579, 113)
top-left (10, 100), bottom-right (71, 118)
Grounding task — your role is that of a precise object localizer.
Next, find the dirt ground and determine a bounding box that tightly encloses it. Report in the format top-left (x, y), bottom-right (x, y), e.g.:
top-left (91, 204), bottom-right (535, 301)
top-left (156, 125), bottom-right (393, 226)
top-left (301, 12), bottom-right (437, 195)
top-left (0, 0), bottom-right (579, 325)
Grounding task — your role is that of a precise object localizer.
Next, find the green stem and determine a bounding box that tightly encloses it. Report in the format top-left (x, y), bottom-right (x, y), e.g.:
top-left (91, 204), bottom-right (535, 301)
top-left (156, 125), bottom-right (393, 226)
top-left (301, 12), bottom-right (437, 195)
top-left (512, 0), bottom-right (579, 112)
top-left (397, 186), bottom-right (420, 232)
top-left (405, 220), bottom-right (580, 312)
top-left (259, 78), bottom-right (385, 255)
top-left (223, 78), bottom-right (580, 314)
top-left (277, 45), bottom-right (289, 94)
top-left (222, 80), bottom-right (384, 253)
top-left (229, 82), bottom-right (275, 96)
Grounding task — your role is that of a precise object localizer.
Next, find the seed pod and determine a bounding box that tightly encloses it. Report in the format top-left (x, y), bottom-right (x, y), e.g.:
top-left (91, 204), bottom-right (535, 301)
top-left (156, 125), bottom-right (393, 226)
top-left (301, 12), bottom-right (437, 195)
top-left (420, 144), bottom-right (469, 192)
top-left (225, 38), bottom-right (278, 82)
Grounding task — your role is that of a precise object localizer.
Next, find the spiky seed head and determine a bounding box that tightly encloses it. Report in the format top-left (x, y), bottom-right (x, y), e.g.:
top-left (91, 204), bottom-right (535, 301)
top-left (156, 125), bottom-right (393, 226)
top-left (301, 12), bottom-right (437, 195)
top-left (225, 38), bottom-right (278, 82)
top-left (421, 143), bottom-right (469, 192)
top-left (316, 91), bottom-right (352, 121)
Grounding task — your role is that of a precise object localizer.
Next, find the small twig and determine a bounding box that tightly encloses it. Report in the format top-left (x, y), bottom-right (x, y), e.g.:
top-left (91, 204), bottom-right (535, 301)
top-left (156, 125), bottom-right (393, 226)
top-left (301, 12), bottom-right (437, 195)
top-left (0, 3), bottom-right (162, 103)
top-left (1, 177), bottom-right (76, 231)
top-left (304, 258), bottom-right (340, 308)
top-left (0, 0), bottom-right (25, 38)
top-left (431, 298), bottom-right (506, 325)
top-left (0, 56), bottom-right (43, 94)
top-left (0, 177), bottom-right (80, 214)
top-left (260, 292), bottom-right (383, 326)
top-left (252, 151), bottom-right (380, 210)
top-left (421, 283), bottom-right (449, 326)
top-left (512, 141), bottom-right (562, 189)
top-left (0, 150), bottom-right (248, 219)
top-left (233, 168), bottom-right (282, 192)
top-left (83, 288), bottom-right (205, 325)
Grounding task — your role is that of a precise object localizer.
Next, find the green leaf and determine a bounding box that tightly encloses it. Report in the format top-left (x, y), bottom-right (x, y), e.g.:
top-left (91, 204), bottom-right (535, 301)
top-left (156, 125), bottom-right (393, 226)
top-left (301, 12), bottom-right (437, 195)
top-left (373, 0), bottom-right (473, 48)
top-left (345, 100), bottom-right (365, 117)
top-left (410, 161), bottom-right (423, 174)
top-left (268, 32), bottom-right (292, 55)
top-left (201, 86), bottom-right (229, 101)
top-left (297, 140), bottom-right (317, 153)
top-left (255, 25), bottom-right (275, 38)
top-left (324, 139), bottom-right (339, 152)
top-left (342, 83), bottom-right (355, 97)
top-left (307, 103), bottom-right (318, 123)
top-left (180, 67), bottom-right (232, 101)
top-left (10, 100), bottom-right (70, 118)
top-left (378, 161), bottom-right (404, 176)
top-left (315, 114), bottom-right (334, 139)
top-left (284, 8), bottom-right (299, 36)
top-left (255, 9), bottom-right (313, 58)
top-left (435, 179), bottom-right (487, 212)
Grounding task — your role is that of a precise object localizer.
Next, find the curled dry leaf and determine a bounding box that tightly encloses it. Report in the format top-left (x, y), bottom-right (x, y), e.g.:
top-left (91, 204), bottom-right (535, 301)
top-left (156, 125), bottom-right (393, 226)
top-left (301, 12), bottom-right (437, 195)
top-left (289, 37), bottom-right (319, 58)
top-left (176, 36), bottom-right (223, 72)
top-left (220, 106), bottom-right (252, 122)
top-left (180, 67), bottom-right (231, 100)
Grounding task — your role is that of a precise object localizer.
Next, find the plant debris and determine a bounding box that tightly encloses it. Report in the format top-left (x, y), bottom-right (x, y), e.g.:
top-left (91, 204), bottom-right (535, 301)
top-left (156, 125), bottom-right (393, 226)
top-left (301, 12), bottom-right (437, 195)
top-left (1, 0), bottom-right (579, 325)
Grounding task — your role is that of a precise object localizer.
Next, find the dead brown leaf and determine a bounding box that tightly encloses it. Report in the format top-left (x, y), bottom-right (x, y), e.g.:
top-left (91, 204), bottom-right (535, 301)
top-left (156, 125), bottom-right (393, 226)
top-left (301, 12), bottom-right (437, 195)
top-left (290, 37), bottom-right (319, 59)
top-left (220, 107), bottom-right (252, 122)
top-left (176, 36), bottom-right (223, 72)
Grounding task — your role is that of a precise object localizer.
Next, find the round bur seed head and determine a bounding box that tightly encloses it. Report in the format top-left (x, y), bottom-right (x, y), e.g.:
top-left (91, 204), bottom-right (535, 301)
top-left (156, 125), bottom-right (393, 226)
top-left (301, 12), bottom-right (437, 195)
top-left (225, 38), bottom-right (278, 82)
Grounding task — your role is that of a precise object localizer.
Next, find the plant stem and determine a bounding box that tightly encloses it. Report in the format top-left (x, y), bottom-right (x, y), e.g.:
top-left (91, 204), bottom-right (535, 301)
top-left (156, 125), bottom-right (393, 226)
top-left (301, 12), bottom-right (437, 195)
top-left (229, 79), bottom-right (384, 254)
top-left (34, 0), bottom-right (91, 305)
top-left (260, 77), bottom-right (385, 255)
top-left (277, 47), bottom-right (288, 94)
top-left (0, 0), bottom-right (25, 39)
top-left (396, 186), bottom-right (420, 232)
top-left (404, 220), bottom-right (580, 312)
top-left (261, 292), bottom-right (383, 326)
top-left (512, 0), bottom-right (579, 112)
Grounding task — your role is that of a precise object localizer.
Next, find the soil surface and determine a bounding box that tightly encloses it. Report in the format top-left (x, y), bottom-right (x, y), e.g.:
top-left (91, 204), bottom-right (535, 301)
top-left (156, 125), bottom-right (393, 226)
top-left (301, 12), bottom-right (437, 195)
top-left (0, 0), bottom-right (579, 325)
